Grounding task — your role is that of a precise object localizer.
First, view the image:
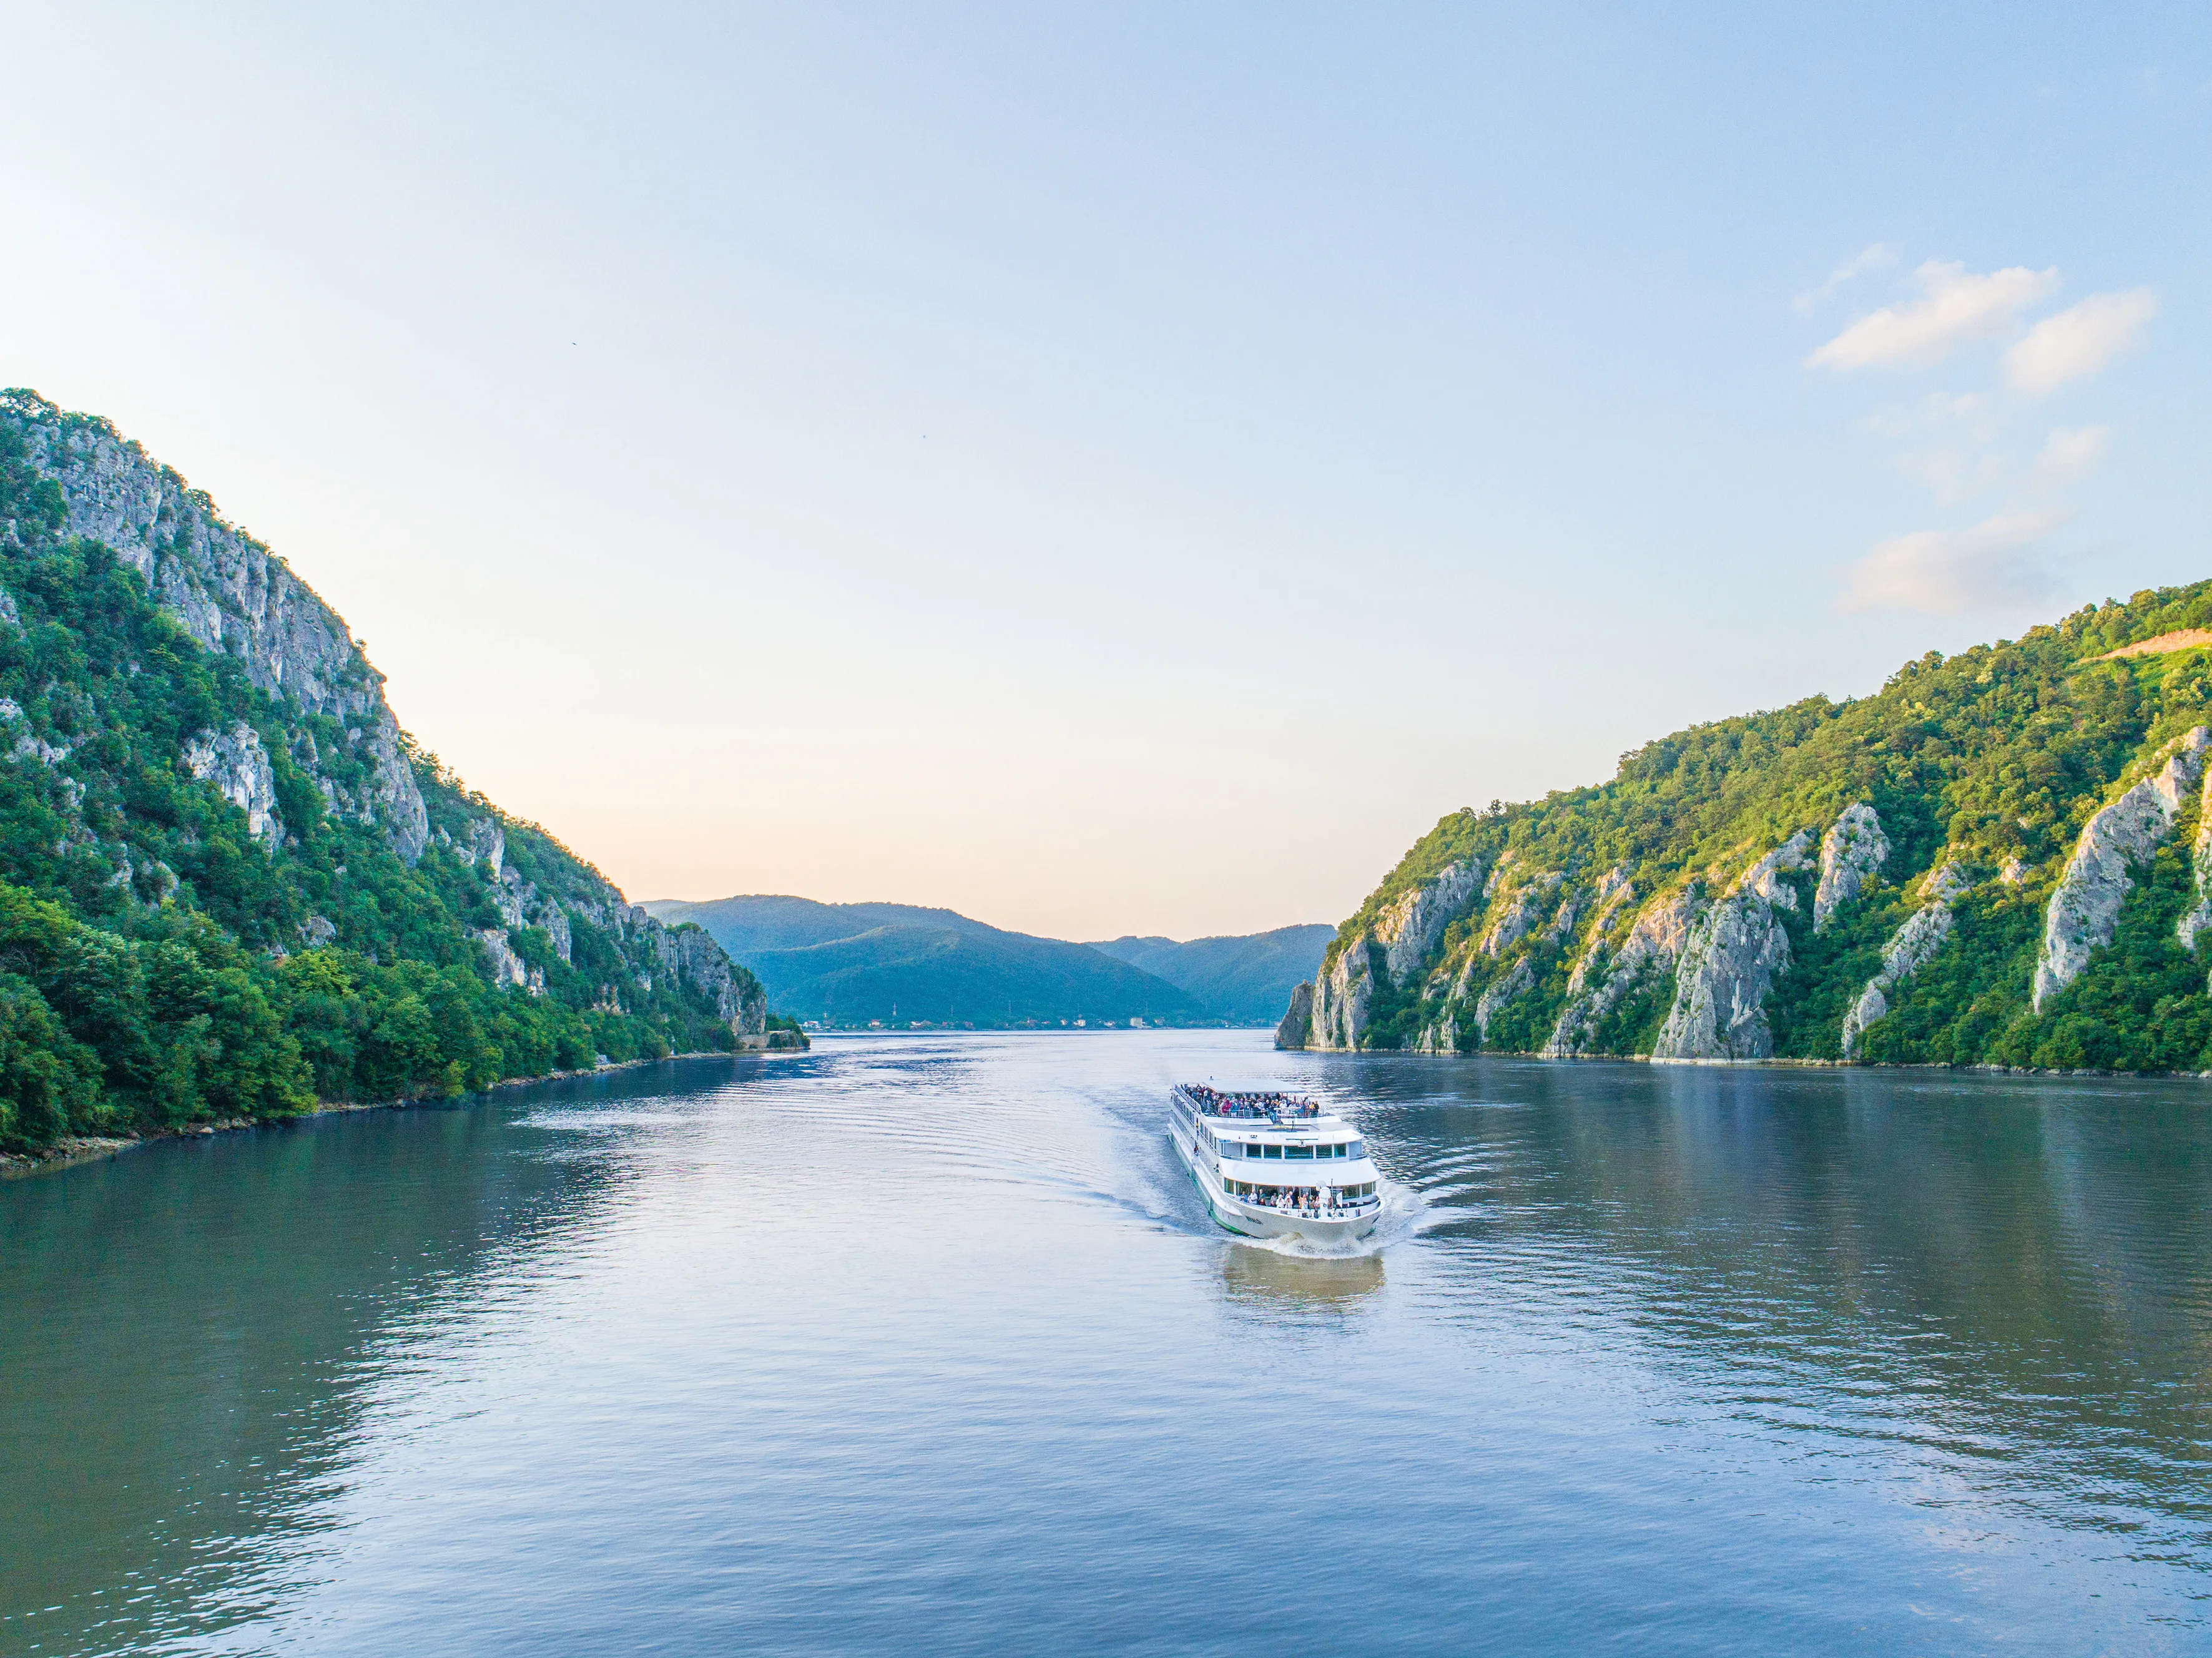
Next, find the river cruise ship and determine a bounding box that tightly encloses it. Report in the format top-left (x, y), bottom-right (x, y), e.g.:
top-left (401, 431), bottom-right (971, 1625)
top-left (1169, 1083), bottom-right (1382, 1243)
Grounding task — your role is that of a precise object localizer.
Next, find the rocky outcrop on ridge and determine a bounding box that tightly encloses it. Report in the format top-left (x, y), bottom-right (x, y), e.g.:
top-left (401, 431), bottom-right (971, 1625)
top-left (2176, 765), bottom-right (2212, 958)
top-left (1377, 859), bottom-right (1481, 984)
top-left (2033, 727), bottom-right (2211, 1011)
top-left (1480, 875), bottom-right (1553, 957)
top-left (1814, 803), bottom-right (1888, 933)
top-left (1651, 831), bottom-right (1814, 1061)
top-left (648, 920), bottom-right (770, 1037)
top-left (1472, 958), bottom-right (1535, 1041)
top-left (2, 390), bottom-right (429, 864)
top-left (436, 809), bottom-right (767, 1037)
top-left (182, 723), bottom-right (286, 850)
top-left (1308, 860), bottom-right (1482, 1050)
top-left (1839, 861), bottom-right (1973, 1057)
top-left (1543, 883), bottom-right (1696, 1057)
top-left (1274, 981), bottom-right (1314, 1049)
top-left (1306, 935), bottom-right (1376, 1051)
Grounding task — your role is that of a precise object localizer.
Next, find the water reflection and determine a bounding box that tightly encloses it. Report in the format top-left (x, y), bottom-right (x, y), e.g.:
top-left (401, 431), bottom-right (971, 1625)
top-left (6, 1036), bottom-right (2209, 1655)
top-left (1307, 1054), bottom-right (2212, 1555)
top-left (1218, 1244), bottom-right (1385, 1311)
top-left (0, 1057), bottom-right (759, 1655)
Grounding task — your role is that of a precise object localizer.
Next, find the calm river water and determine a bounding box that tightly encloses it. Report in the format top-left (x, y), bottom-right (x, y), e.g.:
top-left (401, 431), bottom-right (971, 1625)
top-left (4, 1031), bottom-right (2210, 1654)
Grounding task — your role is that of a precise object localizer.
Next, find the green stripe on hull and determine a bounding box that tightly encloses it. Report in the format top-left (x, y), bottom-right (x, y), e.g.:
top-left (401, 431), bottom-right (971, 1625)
top-left (1176, 1134), bottom-right (1261, 1238)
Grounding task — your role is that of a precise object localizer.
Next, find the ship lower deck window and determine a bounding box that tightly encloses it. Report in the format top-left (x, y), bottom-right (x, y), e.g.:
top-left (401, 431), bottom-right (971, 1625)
top-left (1226, 1178), bottom-right (1377, 1200)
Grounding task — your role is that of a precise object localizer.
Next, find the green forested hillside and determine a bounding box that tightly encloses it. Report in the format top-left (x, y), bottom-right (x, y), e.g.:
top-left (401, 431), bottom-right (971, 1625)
top-left (1086, 926), bottom-right (1332, 1023)
top-left (643, 894), bottom-right (1203, 1026)
top-left (0, 390), bottom-right (780, 1157)
top-left (1284, 582), bottom-right (2212, 1074)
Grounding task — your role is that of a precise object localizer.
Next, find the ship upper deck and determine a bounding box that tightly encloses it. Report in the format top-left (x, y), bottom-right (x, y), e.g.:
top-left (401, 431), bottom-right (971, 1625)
top-left (1173, 1084), bottom-right (1345, 1133)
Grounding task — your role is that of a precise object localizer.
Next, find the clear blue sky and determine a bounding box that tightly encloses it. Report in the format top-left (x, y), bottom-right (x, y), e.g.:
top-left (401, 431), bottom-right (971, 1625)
top-left (3, 4), bottom-right (2206, 937)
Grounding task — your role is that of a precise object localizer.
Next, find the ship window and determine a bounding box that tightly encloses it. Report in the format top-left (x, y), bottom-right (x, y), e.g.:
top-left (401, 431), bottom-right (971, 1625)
top-left (1286, 1145), bottom-right (1313, 1159)
top-left (1262, 1144), bottom-right (1281, 1159)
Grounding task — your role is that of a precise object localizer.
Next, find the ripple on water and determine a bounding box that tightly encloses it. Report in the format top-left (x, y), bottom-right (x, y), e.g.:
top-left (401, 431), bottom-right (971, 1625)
top-left (1, 1033), bottom-right (2208, 1656)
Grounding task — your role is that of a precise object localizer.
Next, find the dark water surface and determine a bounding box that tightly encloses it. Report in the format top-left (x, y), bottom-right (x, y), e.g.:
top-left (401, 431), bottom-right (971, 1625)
top-left (4, 1032), bottom-right (2211, 1654)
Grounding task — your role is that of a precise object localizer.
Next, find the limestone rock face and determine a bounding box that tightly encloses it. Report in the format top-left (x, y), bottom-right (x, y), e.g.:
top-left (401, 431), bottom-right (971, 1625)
top-left (1922, 860), bottom-right (1974, 905)
top-left (474, 926), bottom-right (529, 989)
top-left (2034, 727), bottom-right (2211, 1010)
top-left (1543, 883), bottom-right (1698, 1057)
top-left (182, 722), bottom-right (285, 848)
top-left (2176, 766), bottom-right (2212, 954)
top-left (1307, 938), bottom-right (1376, 1051)
top-left (458, 816), bottom-right (506, 879)
top-left (1376, 860), bottom-right (1482, 985)
top-left (1841, 861), bottom-right (1973, 1057)
top-left (1274, 981), bottom-right (1314, 1049)
top-left (1581, 867), bottom-right (1634, 938)
top-left (8, 393), bottom-right (430, 865)
top-left (1652, 831), bottom-right (1814, 1061)
top-left (1839, 870), bottom-right (1967, 1058)
top-left (1814, 803), bottom-right (1889, 932)
top-left (651, 921), bottom-right (768, 1038)
top-left (1481, 873), bottom-right (1561, 957)
top-left (1472, 957), bottom-right (1535, 1042)
top-left (450, 813), bottom-right (582, 969)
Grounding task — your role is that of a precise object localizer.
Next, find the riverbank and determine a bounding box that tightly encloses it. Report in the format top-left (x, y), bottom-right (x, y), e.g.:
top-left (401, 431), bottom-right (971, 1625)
top-left (1291, 1044), bottom-right (2212, 1079)
top-left (0, 1047), bottom-right (809, 1180)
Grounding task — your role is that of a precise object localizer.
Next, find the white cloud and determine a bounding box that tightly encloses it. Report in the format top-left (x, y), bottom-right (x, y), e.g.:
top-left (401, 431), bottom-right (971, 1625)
top-left (1839, 509), bottom-right (2070, 615)
top-left (2035, 424), bottom-right (2112, 483)
top-left (2004, 290), bottom-right (2158, 393)
top-left (1807, 260), bottom-right (2059, 371)
top-left (1864, 391), bottom-right (1995, 443)
top-left (1894, 448), bottom-right (2007, 504)
top-left (1792, 243), bottom-right (1897, 314)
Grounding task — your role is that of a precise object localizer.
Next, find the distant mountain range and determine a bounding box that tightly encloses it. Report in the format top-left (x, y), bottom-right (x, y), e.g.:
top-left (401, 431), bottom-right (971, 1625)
top-left (1084, 926), bottom-right (1335, 1024)
top-left (641, 895), bottom-right (1329, 1028)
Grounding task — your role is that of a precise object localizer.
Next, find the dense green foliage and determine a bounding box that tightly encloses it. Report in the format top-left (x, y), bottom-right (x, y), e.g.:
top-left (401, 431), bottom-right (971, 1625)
top-left (0, 411), bottom-right (751, 1154)
top-left (1327, 581), bottom-right (2212, 1071)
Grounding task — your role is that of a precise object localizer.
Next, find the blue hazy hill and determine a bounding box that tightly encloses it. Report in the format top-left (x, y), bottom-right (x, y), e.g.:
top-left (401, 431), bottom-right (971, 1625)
top-left (1083, 925), bottom-right (1335, 1025)
top-left (640, 895), bottom-right (1204, 1027)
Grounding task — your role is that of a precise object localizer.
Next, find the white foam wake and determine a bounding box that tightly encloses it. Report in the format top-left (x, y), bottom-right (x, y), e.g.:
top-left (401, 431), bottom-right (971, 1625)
top-left (1234, 1180), bottom-right (1435, 1258)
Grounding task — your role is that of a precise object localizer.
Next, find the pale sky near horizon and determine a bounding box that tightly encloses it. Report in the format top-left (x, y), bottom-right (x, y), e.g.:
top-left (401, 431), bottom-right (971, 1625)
top-left (2, 5), bottom-right (2207, 940)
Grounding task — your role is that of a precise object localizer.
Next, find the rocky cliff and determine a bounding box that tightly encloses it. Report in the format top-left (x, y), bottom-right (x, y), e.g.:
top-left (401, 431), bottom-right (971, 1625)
top-left (0, 390), bottom-right (782, 1153)
top-left (1280, 582), bottom-right (2212, 1073)
top-left (14, 397), bottom-right (431, 864)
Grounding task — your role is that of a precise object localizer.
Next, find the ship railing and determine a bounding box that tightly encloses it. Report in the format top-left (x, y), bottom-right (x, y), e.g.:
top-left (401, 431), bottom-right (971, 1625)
top-left (1237, 1194), bottom-right (1383, 1218)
